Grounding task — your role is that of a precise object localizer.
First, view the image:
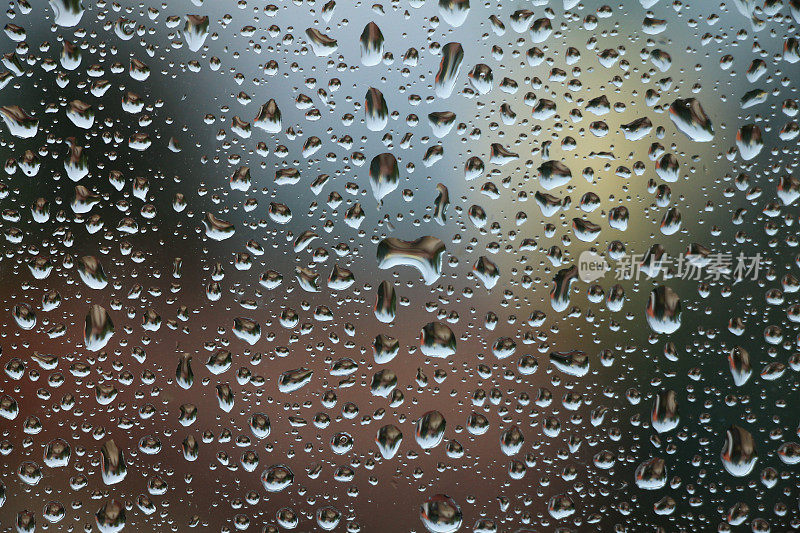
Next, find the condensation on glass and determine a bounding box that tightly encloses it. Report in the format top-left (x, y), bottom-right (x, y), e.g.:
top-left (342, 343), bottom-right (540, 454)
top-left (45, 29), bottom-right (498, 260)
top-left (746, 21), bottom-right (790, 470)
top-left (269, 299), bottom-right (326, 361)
top-left (0, 0), bottom-right (798, 531)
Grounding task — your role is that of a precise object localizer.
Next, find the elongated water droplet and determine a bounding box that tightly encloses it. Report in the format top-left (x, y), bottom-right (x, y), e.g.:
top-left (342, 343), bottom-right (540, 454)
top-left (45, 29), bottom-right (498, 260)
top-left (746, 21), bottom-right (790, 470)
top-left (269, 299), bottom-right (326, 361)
top-left (721, 425), bottom-right (757, 477)
top-left (377, 236), bottom-right (445, 285)
top-left (85, 305), bottom-right (114, 352)
top-left (669, 98), bottom-right (714, 142)
top-left (435, 42), bottom-right (463, 98)
top-left (359, 22), bottom-right (384, 66)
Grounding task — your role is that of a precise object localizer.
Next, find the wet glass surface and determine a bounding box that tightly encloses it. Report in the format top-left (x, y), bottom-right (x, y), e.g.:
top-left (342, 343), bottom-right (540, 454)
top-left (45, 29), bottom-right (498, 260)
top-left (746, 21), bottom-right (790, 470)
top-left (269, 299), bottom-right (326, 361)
top-left (1, 0), bottom-right (799, 531)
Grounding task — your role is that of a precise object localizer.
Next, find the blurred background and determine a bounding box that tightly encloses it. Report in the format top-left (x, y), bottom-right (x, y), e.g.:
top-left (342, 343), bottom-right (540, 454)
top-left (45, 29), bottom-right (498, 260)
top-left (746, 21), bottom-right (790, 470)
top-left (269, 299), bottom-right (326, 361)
top-left (0, 0), bottom-right (798, 531)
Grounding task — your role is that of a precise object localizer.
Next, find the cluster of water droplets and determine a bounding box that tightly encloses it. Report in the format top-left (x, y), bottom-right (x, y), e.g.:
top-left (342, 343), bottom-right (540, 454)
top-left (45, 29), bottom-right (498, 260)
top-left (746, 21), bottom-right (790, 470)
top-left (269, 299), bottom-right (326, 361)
top-left (0, 0), bottom-right (799, 531)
